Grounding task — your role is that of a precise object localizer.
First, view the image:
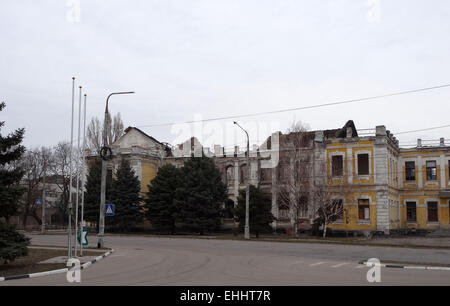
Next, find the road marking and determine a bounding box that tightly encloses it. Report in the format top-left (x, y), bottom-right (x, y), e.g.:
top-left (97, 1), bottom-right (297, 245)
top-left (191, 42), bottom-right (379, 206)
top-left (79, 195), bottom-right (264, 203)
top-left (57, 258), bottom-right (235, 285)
top-left (355, 265), bottom-right (366, 269)
top-left (309, 262), bottom-right (326, 267)
top-left (331, 263), bottom-right (349, 268)
top-left (359, 261), bottom-right (450, 272)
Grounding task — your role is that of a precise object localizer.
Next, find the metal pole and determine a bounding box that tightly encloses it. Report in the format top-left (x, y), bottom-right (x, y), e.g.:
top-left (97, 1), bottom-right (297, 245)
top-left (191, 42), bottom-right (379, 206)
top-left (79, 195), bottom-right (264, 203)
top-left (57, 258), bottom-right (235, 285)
top-left (98, 91), bottom-right (134, 249)
top-left (41, 157), bottom-right (46, 234)
top-left (80, 94), bottom-right (87, 256)
top-left (68, 77), bottom-right (75, 258)
top-left (75, 86), bottom-right (82, 257)
top-left (234, 121), bottom-right (250, 240)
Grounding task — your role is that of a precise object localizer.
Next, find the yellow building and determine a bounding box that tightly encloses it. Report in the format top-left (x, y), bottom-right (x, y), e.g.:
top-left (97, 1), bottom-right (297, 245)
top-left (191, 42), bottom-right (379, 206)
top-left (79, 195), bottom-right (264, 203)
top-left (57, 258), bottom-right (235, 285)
top-left (104, 123), bottom-right (449, 235)
top-left (323, 125), bottom-right (450, 234)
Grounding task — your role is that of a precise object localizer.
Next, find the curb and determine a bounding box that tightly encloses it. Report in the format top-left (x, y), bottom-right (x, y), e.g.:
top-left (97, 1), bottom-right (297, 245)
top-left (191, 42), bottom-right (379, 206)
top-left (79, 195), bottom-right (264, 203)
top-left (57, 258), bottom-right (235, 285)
top-left (0, 249), bottom-right (114, 282)
top-left (359, 260), bottom-right (450, 271)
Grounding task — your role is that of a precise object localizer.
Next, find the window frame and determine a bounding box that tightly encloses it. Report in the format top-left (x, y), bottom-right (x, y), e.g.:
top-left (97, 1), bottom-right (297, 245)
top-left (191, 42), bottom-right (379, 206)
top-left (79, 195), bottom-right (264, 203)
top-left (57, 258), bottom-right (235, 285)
top-left (426, 160), bottom-right (437, 181)
top-left (405, 161), bottom-right (416, 181)
top-left (427, 201), bottom-right (439, 223)
top-left (331, 155), bottom-right (344, 177)
top-left (356, 152), bottom-right (370, 176)
top-left (357, 199), bottom-right (370, 221)
top-left (406, 201), bottom-right (417, 223)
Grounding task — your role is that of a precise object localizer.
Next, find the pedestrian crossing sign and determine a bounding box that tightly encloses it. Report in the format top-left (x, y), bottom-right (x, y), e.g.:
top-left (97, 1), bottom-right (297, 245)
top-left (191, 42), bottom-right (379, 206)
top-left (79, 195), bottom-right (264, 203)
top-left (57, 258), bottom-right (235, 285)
top-left (105, 204), bottom-right (115, 216)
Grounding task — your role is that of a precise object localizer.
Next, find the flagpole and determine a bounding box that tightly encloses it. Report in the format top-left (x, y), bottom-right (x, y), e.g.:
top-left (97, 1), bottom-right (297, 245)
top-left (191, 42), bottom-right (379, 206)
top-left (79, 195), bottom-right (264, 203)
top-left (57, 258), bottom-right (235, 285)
top-left (80, 94), bottom-right (87, 256)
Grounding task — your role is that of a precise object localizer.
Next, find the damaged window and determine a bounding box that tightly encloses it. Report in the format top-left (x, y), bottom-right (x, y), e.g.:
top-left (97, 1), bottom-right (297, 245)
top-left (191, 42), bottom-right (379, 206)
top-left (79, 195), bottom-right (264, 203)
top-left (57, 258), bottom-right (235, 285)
top-left (427, 202), bottom-right (438, 223)
top-left (405, 161), bottom-right (416, 181)
top-left (358, 199), bottom-right (370, 220)
top-left (406, 202), bottom-right (417, 222)
top-left (357, 154), bottom-right (369, 176)
top-left (426, 161), bottom-right (437, 181)
top-left (331, 155), bottom-right (344, 177)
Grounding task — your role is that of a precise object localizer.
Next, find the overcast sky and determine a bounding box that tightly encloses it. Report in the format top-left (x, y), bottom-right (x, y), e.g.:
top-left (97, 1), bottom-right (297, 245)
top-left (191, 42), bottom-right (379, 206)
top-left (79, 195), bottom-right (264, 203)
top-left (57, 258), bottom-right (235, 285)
top-left (1, 0), bottom-right (450, 151)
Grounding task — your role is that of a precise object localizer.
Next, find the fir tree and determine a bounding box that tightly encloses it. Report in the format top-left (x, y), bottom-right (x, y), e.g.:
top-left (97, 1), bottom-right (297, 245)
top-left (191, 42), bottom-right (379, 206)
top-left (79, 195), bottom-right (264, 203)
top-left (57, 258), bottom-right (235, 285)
top-left (110, 159), bottom-right (142, 229)
top-left (145, 164), bottom-right (183, 234)
top-left (235, 185), bottom-right (275, 238)
top-left (0, 102), bottom-right (29, 262)
top-left (0, 102), bottom-right (26, 220)
top-left (178, 155), bottom-right (227, 234)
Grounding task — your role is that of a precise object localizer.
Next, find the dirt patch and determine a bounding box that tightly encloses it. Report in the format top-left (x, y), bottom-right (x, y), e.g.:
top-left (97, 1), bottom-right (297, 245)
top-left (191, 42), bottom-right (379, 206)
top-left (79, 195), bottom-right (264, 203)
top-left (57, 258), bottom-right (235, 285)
top-left (0, 248), bottom-right (101, 277)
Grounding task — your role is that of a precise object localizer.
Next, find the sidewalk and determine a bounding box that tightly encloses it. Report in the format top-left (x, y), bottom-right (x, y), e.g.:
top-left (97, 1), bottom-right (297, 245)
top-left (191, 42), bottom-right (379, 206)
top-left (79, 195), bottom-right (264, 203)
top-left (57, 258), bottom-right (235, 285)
top-left (367, 236), bottom-right (450, 249)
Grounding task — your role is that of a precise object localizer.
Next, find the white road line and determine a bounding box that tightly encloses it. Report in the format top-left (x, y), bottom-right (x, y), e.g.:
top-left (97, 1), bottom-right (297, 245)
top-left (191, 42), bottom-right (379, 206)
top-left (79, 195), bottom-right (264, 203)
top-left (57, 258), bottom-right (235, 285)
top-left (309, 262), bottom-right (326, 267)
top-left (355, 265), bottom-right (366, 269)
top-left (331, 263), bottom-right (349, 268)
top-left (292, 260), bottom-right (304, 265)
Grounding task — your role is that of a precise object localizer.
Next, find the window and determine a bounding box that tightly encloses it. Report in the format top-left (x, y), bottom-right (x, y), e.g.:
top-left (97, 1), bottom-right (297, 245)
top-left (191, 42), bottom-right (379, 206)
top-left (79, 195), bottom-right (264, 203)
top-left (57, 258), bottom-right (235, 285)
top-left (225, 166), bottom-right (234, 185)
top-left (426, 161), bottom-right (437, 181)
top-left (333, 199), bottom-right (344, 220)
top-left (357, 154), bottom-right (369, 175)
top-left (240, 165), bottom-right (248, 184)
top-left (358, 199), bottom-right (370, 221)
top-left (405, 161), bottom-right (415, 181)
top-left (406, 202), bottom-right (417, 222)
top-left (427, 202), bottom-right (438, 223)
top-left (331, 155), bottom-right (344, 177)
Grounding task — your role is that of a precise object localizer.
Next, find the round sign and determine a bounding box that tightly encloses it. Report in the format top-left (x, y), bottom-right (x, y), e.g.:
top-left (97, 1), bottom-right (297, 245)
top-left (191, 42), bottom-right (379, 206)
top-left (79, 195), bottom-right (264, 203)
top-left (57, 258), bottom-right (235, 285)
top-left (100, 146), bottom-right (113, 161)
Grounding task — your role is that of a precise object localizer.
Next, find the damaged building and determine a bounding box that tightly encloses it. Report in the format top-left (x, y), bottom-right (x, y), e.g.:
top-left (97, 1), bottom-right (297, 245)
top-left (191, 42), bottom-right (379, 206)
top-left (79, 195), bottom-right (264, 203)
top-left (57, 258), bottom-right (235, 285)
top-left (95, 121), bottom-right (450, 235)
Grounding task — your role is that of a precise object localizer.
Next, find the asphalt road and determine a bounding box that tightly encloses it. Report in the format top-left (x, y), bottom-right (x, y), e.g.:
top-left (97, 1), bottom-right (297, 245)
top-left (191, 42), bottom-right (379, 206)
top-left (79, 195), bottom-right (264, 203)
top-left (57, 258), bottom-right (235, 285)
top-left (2, 234), bottom-right (450, 286)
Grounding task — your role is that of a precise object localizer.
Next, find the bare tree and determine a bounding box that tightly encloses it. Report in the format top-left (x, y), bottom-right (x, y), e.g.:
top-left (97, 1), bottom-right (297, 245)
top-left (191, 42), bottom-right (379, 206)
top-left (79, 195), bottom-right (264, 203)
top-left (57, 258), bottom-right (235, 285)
top-left (278, 121), bottom-right (312, 237)
top-left (87, 113), bottom-right (124, 153)
top-left (313, 161), bottom-right (348, 238)
top-left (50, 142), bottom-right (80, 224)
top-left (19, 147), bottom-right (53, 226)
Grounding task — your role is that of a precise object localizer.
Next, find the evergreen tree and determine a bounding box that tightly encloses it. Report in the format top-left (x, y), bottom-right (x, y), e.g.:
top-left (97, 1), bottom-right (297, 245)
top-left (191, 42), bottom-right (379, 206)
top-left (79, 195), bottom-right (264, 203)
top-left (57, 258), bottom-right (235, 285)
top-left (145, 164), bottom-right (183, 234)
top-left (110, 159), bottom-right (142, 229)
top-left (0, 102), bottom-right (29, 262)
top-left (84, 157), bottom-right (112, 225)
top-left (178, 155), bottom-right (227, 234)
top-left (0, 102), bottom-right (26, 220)
top-left (235, 185), bottom-right (275, 238)
top-left (0, 222), bottom-right (29, 263)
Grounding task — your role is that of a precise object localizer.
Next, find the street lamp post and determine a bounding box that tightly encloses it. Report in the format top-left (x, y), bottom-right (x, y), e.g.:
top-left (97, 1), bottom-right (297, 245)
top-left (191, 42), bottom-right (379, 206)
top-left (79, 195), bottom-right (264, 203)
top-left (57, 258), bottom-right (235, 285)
top-left (234, 121), bottom-right (250, 240)
top-left (97, 91), bottom-right (134, 249)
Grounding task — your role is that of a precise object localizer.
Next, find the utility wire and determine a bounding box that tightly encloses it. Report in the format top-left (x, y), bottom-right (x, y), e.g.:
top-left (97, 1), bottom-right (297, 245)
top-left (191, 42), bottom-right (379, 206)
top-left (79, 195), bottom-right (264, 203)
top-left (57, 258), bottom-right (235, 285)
top-left (396, 124), bottom-right (450, 135)
top-left (136, 84), bottom-right (450, 128)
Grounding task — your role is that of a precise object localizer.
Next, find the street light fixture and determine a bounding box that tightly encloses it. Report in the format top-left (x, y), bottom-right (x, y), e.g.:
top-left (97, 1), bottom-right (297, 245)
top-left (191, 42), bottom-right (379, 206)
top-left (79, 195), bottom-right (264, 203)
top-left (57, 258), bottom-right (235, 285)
top-left (97, 91), bottom-right (135, 249)
top-left (234, 121), bottom-right (250, 240)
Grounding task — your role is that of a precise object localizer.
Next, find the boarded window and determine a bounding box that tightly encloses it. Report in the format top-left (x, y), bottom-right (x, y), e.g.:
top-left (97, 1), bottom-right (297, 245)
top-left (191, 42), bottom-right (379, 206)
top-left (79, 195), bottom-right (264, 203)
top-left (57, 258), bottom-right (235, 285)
top-left (405, 161), bottom-right (416, 181)
top-left (426, 161), bottom-right (437, 181)
top-left (357, 154), bottom-right (369, 175)
top-left (406, 202), bottom-right (417, 222)
top-left (358, 199), bottom-right (370, 220)
top-left (331, 155), bottom-right (344, 177)
top-left (427, 202), bottom-right (438, 222)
